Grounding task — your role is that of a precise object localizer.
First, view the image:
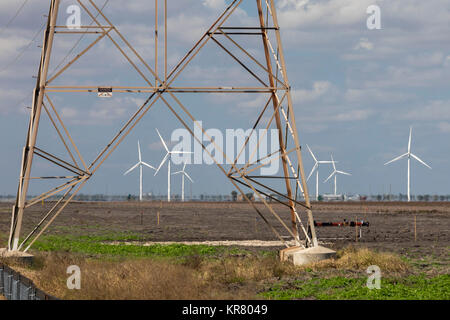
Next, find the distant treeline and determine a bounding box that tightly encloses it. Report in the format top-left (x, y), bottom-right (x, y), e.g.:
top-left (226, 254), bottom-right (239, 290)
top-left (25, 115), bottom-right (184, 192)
top-left (0, 193), bottom-right (449, 202)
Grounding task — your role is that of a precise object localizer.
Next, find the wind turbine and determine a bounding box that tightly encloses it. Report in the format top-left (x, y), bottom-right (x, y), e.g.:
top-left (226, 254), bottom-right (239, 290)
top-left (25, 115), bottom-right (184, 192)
top-left (306, 145), bottom-right (335, 200)
top-left (324, 154), bottom-right (351, 196)
top-left (384, 127), bottom-right (431, 202)
top-left (172, 163), bottom-right (194, 202)
top-left (123, 141), bottom-right (156, 201)
top-left (154, 128), bottom-right (193, 202)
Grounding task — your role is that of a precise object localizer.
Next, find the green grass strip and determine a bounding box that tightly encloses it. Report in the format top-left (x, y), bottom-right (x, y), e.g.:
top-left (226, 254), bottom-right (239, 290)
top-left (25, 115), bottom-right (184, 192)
top-left (32, 234), bottom-right (222, 258)
top-left (261, 274), bottom-right (450, 300)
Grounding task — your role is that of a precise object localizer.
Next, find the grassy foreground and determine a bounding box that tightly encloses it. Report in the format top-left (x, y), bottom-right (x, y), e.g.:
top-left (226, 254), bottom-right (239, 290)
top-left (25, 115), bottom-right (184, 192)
top-left (0, 233), bottom-right (448, 300)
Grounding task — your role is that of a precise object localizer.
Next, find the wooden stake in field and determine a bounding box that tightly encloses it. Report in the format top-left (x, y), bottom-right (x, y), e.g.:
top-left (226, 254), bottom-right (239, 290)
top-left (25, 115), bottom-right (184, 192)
top-left (414, 215), bottom-right (417, 242)
top-left (157, 211), bottom-right (160, 227)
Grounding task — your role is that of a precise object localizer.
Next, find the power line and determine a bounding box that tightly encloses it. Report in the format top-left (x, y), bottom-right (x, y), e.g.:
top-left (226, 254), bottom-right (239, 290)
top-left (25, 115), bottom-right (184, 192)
top-left (0, 0), bottom-right (30, 37)
top-left (1, 19), bottom-right (46, 112)
top-left (0, 21), bottom-right (46, 75)
top-left (5, 0), bottom-right (110, 111)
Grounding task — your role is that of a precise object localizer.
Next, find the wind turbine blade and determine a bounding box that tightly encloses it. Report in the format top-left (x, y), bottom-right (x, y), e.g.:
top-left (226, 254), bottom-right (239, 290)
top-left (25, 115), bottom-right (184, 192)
top-left (384, 153), bottom-right (408, 166)
top-left (154, 153), bottom-right (169, 176)
top-left (411, 153), bottom-right (432, 169)
top-left (408, 127), bottom-right (412, 153)
top-left (156, 128), bottom-right (169, 152)
top-left (337, 170), bottom-right (351, 176)
top-left (141, 162), bottom-right (156, 170)
top-left (124, 163), bottom-right (139, 176)
top-left (307, 163), bottom-right (318, 182)
top-left (184, 172), bottom-right (194, 183)
top-left (138, 140), bottom-right (142, 162)
top-left (331, 155), bottom-right (336, 170)
top-left (318, 161), bottom-right (336, 164)
top-left (324, 171), bottom-right (336, 183)
top-left (171, 171), bottom-right (182, 175)
top-left (306, 144), bottom-right (317, 163)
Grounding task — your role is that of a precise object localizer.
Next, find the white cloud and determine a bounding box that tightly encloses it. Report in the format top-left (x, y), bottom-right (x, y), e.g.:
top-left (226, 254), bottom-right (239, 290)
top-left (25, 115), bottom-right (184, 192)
top-left (60, 107), bottom-right (78, 119)
top-left (0, 88), bottom-right (24, 113)
top-left (202, 0), bottom-right (226, 10)
top-left (406, 52), bottom-right (445, 68)
top-left (277, 0), bottom-right (375, 29)
top-left (363, 66), bottom-right (450, 89)
top-left (438, 122), bottom-right (450, 133)
top-left (292, 81), bottom-right (332, 103)
top-left (237, 95), bottom-right (269, 109)
top-left (55, 97), bottom-right (146, 125)
top-left (345, 88), bottom-right (411, 105)
top-left (354, 38), bottom-right (373, 51)
top-left (444, 55), bottom-right (450, 67)
top-left (403, 100), bottom-right (450, 121)
top-left (333, 109), bottom-right (373, 121)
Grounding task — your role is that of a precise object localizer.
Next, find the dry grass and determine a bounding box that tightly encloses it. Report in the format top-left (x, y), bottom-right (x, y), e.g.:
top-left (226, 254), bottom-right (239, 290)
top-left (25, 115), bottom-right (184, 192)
top-left (200, 255), bottom-right (298, 284)
top-left (199, 246), bottom-right (409, 285)
top-left (10, 253), bottom-right (256, 300)
top-left (2, 246), bottom-right (410, 300)
top-left (310, 246), bottom-right (410, 273)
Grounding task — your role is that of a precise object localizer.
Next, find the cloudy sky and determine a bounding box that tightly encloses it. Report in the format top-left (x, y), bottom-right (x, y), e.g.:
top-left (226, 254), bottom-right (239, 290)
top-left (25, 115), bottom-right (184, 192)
top-left (0, 0), bottom-right (449, 198)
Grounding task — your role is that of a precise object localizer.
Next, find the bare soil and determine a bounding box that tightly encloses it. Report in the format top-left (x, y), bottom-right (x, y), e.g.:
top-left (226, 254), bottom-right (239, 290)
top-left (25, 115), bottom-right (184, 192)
top-left (0, 201), bottom-right (449, 260)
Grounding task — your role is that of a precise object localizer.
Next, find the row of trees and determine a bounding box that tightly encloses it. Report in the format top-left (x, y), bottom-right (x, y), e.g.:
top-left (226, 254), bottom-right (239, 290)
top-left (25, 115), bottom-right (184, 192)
top-left (364, 194), bottom-right (450, 202)
top-left (1, 193), bottom-right (450, 202)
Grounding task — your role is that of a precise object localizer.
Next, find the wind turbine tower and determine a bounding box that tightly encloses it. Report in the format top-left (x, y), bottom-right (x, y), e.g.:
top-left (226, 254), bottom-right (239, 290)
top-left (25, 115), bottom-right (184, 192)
top-left (384, 127), bottom-right (432, 202)
top-left (124, 141), bottom-right (156, 201)
top-left (172, 163), bottom-right (194, 202)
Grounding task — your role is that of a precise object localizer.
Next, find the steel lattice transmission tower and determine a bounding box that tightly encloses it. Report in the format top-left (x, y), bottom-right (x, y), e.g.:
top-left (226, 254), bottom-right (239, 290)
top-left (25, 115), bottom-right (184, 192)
top-left (6, 0), bottom-right (320, 254)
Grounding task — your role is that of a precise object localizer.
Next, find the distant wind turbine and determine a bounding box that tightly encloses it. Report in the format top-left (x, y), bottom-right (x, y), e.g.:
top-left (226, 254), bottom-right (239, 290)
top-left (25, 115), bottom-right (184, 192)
top-left (306, 145), bottom-right (335, 200)
top-left (124, 141), bottom-right (156, 201)
top-left (172, 163), bottom-right (194, 202)
top-left (324, 154), bottom-right (351, 196)
top-left (384, 127), bottom-right (431, 202)
top-left (154, 128), bottom-right (193, 202)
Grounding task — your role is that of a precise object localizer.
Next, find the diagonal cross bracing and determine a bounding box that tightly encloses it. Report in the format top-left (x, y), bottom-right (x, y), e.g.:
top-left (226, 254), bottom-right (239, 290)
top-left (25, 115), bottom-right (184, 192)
top-left (8, 0), bottom-right (318, 252)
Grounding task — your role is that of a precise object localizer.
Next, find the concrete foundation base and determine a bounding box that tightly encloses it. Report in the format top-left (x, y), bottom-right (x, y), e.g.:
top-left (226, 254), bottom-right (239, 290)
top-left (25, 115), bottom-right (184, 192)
top-left (0, 248), bottom-right (34, 265)
top-left (280, 245), bottom-right (336, 266)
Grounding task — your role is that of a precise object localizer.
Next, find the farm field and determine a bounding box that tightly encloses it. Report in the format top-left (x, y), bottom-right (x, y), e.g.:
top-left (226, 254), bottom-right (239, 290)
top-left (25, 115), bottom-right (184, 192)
top-left (0, 201), bottom-right (449, 300)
